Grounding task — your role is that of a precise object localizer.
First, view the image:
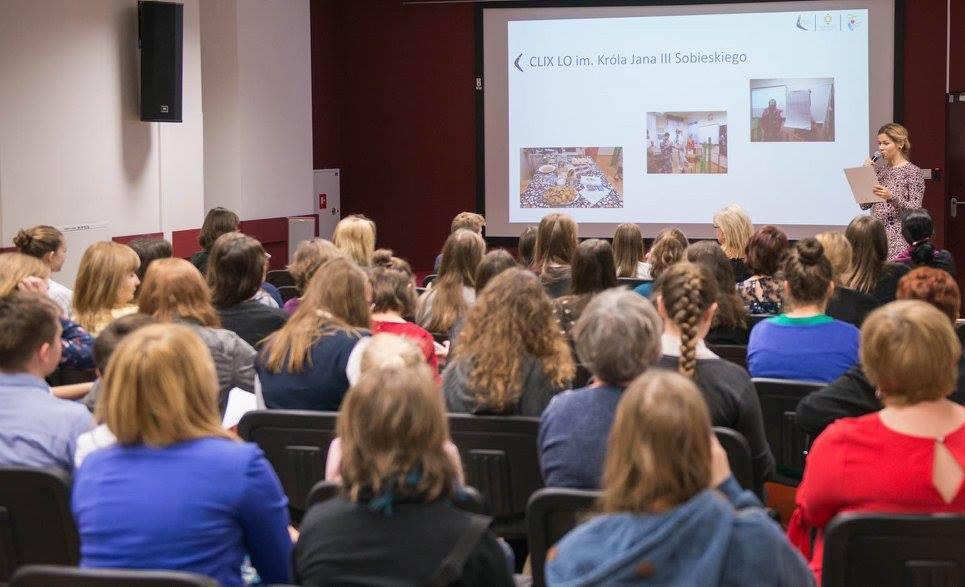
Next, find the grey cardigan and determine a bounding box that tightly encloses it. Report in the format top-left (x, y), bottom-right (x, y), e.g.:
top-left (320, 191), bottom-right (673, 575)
top-left (442, 354), bottom-right (567, 417)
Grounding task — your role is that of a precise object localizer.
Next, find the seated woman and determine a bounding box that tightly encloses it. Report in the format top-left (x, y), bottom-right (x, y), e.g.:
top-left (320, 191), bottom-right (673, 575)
top-left (416, 229), bottom-right (484, 335)
top-left (531, 213), bottom-right (578, 298)
top-left (553, 238), bottom-right (617, 344)
top-left (71, 324), bottom-right (291, 586)
top-left (788, 300), bottom-right (965, 584)
top-left (656, 262), bottom-right (774, 493)
top-left (207, 233), bottom-right (288, 348)
top-left (612, 222), bottom-right (650, 279)
top-left (686, 241), bottom-right (749, 345)
top-left (190, 207), bottom-right (239, 275)
top-left (294, 364), bottom-right (513, 586)
top-left (634, 227), bottom-right (687, 298)
top-left (737, 225), bottom-right (788, 315)
top-left (894, 208), bottom-right (957, 276)
top-left (748, 239), bottom-right (860, 383)
top-left (817, 231), bottom-right (878, 327)
top-left (474, 249), bottom-right (517, 294)
top-left (443, 268), bottom-right (573, 416)
top-left (127, 238), bottom-right (173, 302)
top-left (843, 215), bottom-right (910, 304)
top-left (13, 224), bottom-right (73, 316)
top-left (517, 225), bottom-right (538, 268)
top-left (258, 257), bottom-right (370, 410)
top-left (333, 214), bottom-right (376, 267)
top-left (547, 370), bottom-right (812, 585)
top-left (72, 242), bottom-right (140, 335)
top-left (796, 267), bottom-right (965, 437)
top-left (713, 204), bottom-right (755, 282)
top-left (284, 238), bottom-right (343, 314)
top-left (539, 289), bottom-right (663, 489)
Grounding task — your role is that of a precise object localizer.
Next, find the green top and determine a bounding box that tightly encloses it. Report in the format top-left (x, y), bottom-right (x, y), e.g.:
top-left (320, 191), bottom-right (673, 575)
top-left (768, 313), bottom-right (834, 326)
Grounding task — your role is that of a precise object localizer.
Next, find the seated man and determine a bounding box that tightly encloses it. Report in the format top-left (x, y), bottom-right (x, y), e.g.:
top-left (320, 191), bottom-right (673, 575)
top-left (434, 212), bottom-right (486, 274)
top-left (0, 292), bottom-right (93, 471)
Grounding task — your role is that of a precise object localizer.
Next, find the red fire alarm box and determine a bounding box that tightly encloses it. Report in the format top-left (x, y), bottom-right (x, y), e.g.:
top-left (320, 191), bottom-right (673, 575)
top-left (318, 193), bottom-right (327, 209)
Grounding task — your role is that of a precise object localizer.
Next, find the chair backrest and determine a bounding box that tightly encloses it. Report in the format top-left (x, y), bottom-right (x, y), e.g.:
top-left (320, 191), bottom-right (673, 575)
top-left (265, 269), bottom-right (295, 289)
top-left (11, 565), bottom-right (218, 586)
top-left (747, 314), bottom-right (771, 330)
top-left (706, 344), bottom-right (747, 370)
top-left (277, 285), bottom-right (299, 302)
top-left (421, 273), bottom-right (438, 287)
top-left (752, 378), bottom-right (823, 484)
top-left (447, 414), bottom-right (542, 538)
top-left (823, 513), bottom-right (965, 587)
top-left (526, 487), bottom-right (600, 587)
top-left (713, 427), bottom-right (755, 494)
top-left (616, 277), bottom-right (651, 290)
top-left (0, 468), bottom-right (78, 582)
top-left (237, 410), bottom-right (338, 522)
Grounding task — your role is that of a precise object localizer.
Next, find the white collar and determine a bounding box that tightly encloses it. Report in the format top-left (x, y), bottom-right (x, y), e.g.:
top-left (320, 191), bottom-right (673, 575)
top-left (661, 333), bottom-right (718, 360)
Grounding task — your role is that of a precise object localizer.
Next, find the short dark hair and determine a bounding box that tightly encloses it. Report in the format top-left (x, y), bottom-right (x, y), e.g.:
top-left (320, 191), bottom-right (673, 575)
top-left (745, 225), bottom-right (789, 276)
top-left (570, 239), bottom-right (617, 295)
top-left (93, 313), bottom-right (158, 373)
top-left (128, 238), bottom-right (173, 286)
top-left (517, 226), bottom-right (538, 268)
top-left (197, 207), bottom-right (240, 250)
top-left (0, 293), bottom-right (61, 371)
top-left (207, 233), bottom-right (267, 308)
top-left (474, 249), bottom-right (517, 293)
top-left (901, 209), bottom-right (938, 266)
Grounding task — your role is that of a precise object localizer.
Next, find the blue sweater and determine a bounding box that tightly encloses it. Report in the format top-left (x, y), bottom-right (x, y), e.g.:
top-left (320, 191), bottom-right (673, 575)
top-left (72, 438), bottom-right (292, 587)
top-left (747, 314), bottom-right (860, 383)
top-left (538, 384), bottom-right (623, 489)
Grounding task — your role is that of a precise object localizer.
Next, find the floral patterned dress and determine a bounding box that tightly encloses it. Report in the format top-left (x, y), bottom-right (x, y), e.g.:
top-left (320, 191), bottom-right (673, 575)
top-left (737, 275), bottom-right (784, 315)
top-left (861, 161), bottom-right (925, 260)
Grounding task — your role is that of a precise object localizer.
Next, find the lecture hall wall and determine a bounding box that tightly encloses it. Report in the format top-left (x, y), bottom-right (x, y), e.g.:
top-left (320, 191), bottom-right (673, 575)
top-left (310, 0), bottom-right (961, 271)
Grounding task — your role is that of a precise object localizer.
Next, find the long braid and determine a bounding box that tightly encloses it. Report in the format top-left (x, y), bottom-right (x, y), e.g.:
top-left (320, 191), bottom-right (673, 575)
top-left (656, 262), bottom-right (718, 380)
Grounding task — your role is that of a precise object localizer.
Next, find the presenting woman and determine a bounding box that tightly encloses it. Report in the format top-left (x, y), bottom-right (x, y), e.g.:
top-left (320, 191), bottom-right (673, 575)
top-left (862, 123), bottom-right (925, 260)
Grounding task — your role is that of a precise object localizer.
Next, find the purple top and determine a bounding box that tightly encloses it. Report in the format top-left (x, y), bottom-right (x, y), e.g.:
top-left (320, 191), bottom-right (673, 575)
top-left (283, 297), bottom-right (301, 315)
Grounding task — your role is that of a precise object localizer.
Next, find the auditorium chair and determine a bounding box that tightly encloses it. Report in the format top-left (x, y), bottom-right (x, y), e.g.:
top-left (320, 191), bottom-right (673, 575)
top-left (10, 565), bottom-right (217, 586)
top-left (421, 274), bottom-right (438, 287)
top-left (706, 343), bottom-right (748, 370)
top-left (526, 487), bottom-right (599, 587)
top-left (265, 269), bottom-right (295, 289)
top-left (752, 378), bottom-right (823, 485)
top-left (713, 427), bottom-right (755, 494)
top-left (747, 313), bottom-right (771, 330)
top-left (616, 277), bottom-right (652, 289)
top-left (237, 410), bottom-right (338, 523)
top-left (0, 468), bottom-right (79, 582)
top-left (823, 513), bottom-right (965, 587)
top-left (305, 479), bottom-right (488, 516)
top-left (276, 285), bottom-right (299, 302)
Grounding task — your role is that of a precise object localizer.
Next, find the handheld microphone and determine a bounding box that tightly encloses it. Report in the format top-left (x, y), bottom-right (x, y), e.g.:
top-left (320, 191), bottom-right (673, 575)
top-left (870, 151), bottom-right (881, 163)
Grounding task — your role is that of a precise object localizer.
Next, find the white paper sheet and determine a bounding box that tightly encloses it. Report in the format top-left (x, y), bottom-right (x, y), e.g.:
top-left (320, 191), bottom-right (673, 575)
top-left (843, 166), bottom-right (885, 205)
top-left (222, 387), bottom-right (257, 429)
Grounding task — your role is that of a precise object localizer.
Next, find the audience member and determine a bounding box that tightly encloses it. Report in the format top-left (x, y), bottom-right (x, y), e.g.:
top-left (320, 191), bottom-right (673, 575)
top-left (72, 241), bottom-right (140, 335)
top-left (817, 231), bottom-right (878, 327)
top-left (713, 204), bottom-right (755, 282)
top-left (285, 238), bottom-right (343, 314)
top-left (547, 370), bottom-right (812, 586)
top-left (532, 213), bottom-right (578, 298)
top-left (207, 233), bottom-right (288, 348)
top-left (14, 224), bottom-right (72, 315)
top-left (634, 227), bottom-right (687, 297)
top-left (444, 268), bottom-right (573, 416)
top-left (190, 207), bottom-right (239, 275)
top-left (737, 225), bottom-right (788, 314)
top-left (844, 214), bottom-right (910, 304)
top-left (258, 258), bottom-right (370, 410)
top-left (71, 324), bottom-right (291, 586)
top-left (553, 239), bottom-right (617, 345)
top-left (747, 239), bottom-right (859, 382)
top-left (894, 208), bottom-right (957, 276)
top-left (333, 214), bottom-right (376, 266)
top-left (433, 212), bottom-right (486, 273)
top-left (788, 301), bottom-right (965, 584)
top-left (416, 229), bottom-right (484, 334)
top-left (517, 225), bottom-right (538, 268)
top-left (539, 289), bottom-right (662, 488)
top-left (612, 222), bottom-right (650, 278)
top-left (369, 253), bottom-right (439, 375)
top-left (0, 292), bottom-right (92, 471)
top-left (128, 237), bottom-right (173, 300)
top-left (655, 262), bottom-right (774, 492)
top-left (295, 364), bottom-right (513, 586)
top-left (473, 249), bottom-right (517, 294)
top-left (796, 267), bottom-right (965, 436)
top-left (686, 241), bottom-right (749, 344)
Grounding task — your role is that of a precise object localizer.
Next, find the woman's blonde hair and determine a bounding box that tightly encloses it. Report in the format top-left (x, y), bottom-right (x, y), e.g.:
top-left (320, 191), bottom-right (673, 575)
top-left (454, 268), bottom-right (574, 413)
top-left (337, 365), bottom-right (455, 503)
top-left (138, 258), bottom-right (220, 328)
top-left (656, 262), bottom-right (718, 379)
top-left (713, 205), bottom-right (754, 260)
top-left (416, 229), bottom-right (484, 332)
top-left (0, 253), bottom-right (49, 297)
top-left (878, 122), bottom-right (911, 157)
top-left (532, 213), bottom-right (578, 273)
top-left (13, 225), bottom-right (64, 261)
top-left (815, 231), bottom-right (852, 284)
top-left (600, 370), bottom-right (712, 514)
top-left (333, 215), bottom-right (376, 267)
top-left (262, 257), bottom-right (370, 372)
top-left (612, 223), bottom-right (645, 278)
top-left (98, 323), bottom-right (230, 446)
top-left (287, 238), bottom-right (343, 292)
top-left (73, 242), bottom-right (140, 331)
top-left (360, 333), bottom-right (425, 373)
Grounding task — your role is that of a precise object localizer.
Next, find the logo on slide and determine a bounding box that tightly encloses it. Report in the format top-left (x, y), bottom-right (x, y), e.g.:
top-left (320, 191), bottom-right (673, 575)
top-left (847, 14), bottom-right (862, 30)
top-left (795, 14), bottom-right (813, 31)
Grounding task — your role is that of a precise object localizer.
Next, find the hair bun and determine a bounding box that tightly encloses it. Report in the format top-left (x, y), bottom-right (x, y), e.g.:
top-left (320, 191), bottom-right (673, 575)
top-left (372, 248), bottom-right (394, 267)
top-left (11, 230), bottom-right (32, 250)
top-left (796, 238), bottom-right (824, 266)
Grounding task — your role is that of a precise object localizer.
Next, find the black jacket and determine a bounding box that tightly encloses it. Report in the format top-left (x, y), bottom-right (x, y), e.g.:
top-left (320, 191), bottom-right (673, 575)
top-left (825, 286), bottom-right (879, 327)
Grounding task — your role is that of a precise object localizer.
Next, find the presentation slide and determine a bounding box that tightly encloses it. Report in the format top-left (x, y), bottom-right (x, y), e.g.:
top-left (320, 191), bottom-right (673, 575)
top-left (482, 2), bottom-right (895, 238)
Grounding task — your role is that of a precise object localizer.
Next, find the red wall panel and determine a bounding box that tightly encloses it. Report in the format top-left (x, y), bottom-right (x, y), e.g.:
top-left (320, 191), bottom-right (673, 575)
top-left (951, 0), bottom-right (965, 92)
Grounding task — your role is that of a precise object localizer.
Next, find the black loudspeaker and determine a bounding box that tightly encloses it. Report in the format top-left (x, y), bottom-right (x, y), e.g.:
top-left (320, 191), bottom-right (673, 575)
top-left (138, 1), bottom-right (183, 122)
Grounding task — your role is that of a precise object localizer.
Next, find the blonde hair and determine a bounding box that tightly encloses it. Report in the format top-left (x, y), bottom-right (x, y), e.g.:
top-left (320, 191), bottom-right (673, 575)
top-left (262, 257), bottom-right (370, 372)
top-left (861, 300), bottom-right (960, 406)
top-left (713, 205), bottom-right (754, 260)
top-left (656, 262), bottom-right (717, 379)
top-left (612, 223), bottom-right (645, 278)
top-left (98, 323), bottom-right (231, 446)
top-left (600, 370), bottom-right (712, 514)
top-left (73, 242), bottom-right (140, 332)
top-left (287, 238), bottom-right (343, 292)
top-left (878, 122), bottom-right (911, 157)
top-left (360, 333), bottom-right (425, 373)
top-left (815, 232), bottom-right (852, 284)
top-left (333, 215), bottom-right (376, 267)
top-left (416, 229), bottom-right (484, 333)
top-left (337, 365), bottom-right (455, 503)
top-left (450, 212), bottom-right (486, 234)
top-left (0, 253), bottom-right (49, 297)
top-left (138, 258), bottom-right (220, 328)
top-left (13, 225), bottom-right (64, 261)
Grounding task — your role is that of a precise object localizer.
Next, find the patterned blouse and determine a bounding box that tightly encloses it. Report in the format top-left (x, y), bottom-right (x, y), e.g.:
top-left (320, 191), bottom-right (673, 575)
top-left (737, 276), bottom-right (784, 315)
top-left (862, 161), bottom-right (925, 260)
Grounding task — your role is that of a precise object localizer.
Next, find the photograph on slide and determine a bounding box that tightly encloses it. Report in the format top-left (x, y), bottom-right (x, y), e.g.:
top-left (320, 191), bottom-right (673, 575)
top-left (750, 78), bottom-right (835, 142)
top-left (646, 112), bottom-right (728, 174)
top-left (519, 147), bottom-right (623, 209)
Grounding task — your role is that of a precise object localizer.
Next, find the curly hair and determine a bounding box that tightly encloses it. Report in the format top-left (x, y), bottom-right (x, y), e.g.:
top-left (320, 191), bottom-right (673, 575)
top-left (454, 268), bottom-right (574, 413)
top-left (655, 262), bottom-right (717, 379)
top-left (649, 229), bottom-right (688, 279)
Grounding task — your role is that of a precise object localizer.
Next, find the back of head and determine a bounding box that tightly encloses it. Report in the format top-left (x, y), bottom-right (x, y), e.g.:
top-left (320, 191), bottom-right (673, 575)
top-left (333, 215), bottom-right (376, 267)
top-left (13, 225), bottom-right (63, 260)
top-left (573, 289), bottom-right (662, 385)
top-left (901, 209), bottom-right (936, 266)
top-left (861, 300), bottom-right (959, 406)
top-left (649, 232), bottom-right (687, 280)
top-left (474, 249), bottom-right (517, 293)
top-left (601, 370), bottom-right (712, 514)
top-left (422, 229), bottom-right (485, 332)
top-left (517, 226), bottom-right (538, 267)
top-left (570, 239), bottom-right (617, 295)
top-left (612, 223), bottom-right (644, 278)
top-left (844, 215), bottom-right (887, 293)
top-left (450, 212), bottom-right (486, 234)
top-left (207, 233), bottom-right (266, 308)
top-left (783, 238), bottom-right (833, 308)
top-left (360, 333), bottom-right (425, 374)
top-left (896, 266), bottom-right (961, 323)
top-left (745, 225), bottom-right (789, 277)
top-left (656, 262), bottom-right (718, 379)
top-left (99, 323), bottom-right (229, 446)
top-left (369, 263), bottom-right (416, 317)
top-left (288, 238), bottom-right (343, 291)
top-left (128, 238), bottom-right (173, 294)
top-left (139, 257), bottom-right (219, 327)
top-left (73, 242), bottom-right (140, 330)
top-left (0, 292), bottom-right (61, 373)
top-left (93, 313), bottom-right (159, 374)
top-left (712, 205), bottom-right (754, 260)
top-left (686, 241), bottom-right (746, 330)
top-left (337, 365), bottom-right (454, 502)
top-left (197, 207), bottom-right (240, 250)
top-left (533, 213), bottom-right (578, 272)
top-left (372, 248), bottom-right (413, 275)
top-left (815, 232), bottom-right (852, 284)
top-left (0, 253), bottom-right (49, 298)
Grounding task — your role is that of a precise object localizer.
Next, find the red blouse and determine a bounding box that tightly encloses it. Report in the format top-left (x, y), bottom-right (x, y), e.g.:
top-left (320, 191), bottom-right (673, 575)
top-left (788, 412), bottom-right (965, 583)
top-left (371, 320), bottom-right (440, 380)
